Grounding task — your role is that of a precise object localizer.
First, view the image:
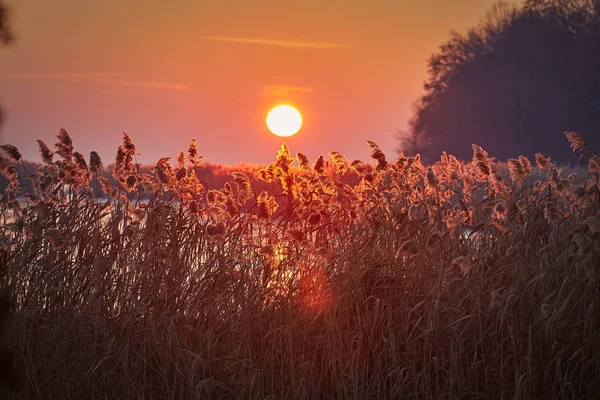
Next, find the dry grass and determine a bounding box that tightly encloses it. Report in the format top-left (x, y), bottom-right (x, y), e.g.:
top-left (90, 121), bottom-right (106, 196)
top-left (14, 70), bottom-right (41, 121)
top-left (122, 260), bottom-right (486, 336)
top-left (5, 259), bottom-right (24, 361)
top-left (0, 130), bottom-right (599, 399)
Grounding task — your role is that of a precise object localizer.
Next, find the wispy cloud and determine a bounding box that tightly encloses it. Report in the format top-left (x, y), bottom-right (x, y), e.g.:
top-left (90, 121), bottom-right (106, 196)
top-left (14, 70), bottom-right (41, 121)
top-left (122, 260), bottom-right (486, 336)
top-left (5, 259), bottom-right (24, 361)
top-left (0, 73), bottom-right (190, 91)
top-left (200, 36), bottom-right (349, 49)
top-left (261, 85), bottom-right (317, 96)
top-left (106, 80), bottom-right (191, 91)
top-left (0, 73), bottom-right (120, 82)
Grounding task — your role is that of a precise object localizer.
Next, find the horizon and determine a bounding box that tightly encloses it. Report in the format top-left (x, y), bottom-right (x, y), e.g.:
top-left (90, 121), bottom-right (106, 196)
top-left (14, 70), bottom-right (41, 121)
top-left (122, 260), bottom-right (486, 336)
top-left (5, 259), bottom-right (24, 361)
top-left (0, 0), bottom-right (521, 166)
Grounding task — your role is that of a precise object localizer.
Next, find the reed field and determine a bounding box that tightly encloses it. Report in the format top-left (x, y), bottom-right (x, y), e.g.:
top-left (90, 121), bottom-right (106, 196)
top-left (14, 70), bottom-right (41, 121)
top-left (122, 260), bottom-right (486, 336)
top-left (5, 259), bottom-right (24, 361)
top-left (0, 130), bottom-right (599, 399)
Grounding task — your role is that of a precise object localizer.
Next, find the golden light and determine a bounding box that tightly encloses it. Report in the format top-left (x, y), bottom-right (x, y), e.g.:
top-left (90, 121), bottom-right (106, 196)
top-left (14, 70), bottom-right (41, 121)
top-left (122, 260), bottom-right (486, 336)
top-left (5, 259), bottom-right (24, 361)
top-left (266, 105), bottom-right (302, 137)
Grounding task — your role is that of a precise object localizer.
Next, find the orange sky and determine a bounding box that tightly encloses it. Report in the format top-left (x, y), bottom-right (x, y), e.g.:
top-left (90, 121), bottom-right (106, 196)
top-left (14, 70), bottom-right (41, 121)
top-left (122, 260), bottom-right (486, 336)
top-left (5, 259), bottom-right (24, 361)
top-left (0, 0), bottom-right (520, 165)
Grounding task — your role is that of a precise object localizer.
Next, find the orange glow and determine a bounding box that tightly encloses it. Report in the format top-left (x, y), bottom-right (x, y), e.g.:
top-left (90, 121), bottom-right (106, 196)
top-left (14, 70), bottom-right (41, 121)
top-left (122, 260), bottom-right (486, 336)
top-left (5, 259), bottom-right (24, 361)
top-left (266, 105), bottom-right (302, 137)
top-left (298, 266), bottom-right (332, 312)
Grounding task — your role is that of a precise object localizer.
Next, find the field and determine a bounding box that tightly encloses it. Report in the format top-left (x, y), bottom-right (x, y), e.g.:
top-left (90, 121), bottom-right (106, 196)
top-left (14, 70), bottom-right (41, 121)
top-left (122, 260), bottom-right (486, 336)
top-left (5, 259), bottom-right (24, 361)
top-left (0, 130), bottom-right (599, 399)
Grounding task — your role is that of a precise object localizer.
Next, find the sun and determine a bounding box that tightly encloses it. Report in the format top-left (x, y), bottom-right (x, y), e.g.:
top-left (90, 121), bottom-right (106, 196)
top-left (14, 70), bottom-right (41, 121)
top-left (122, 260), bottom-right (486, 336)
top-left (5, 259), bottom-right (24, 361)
top-left (266, 105), bottom-right (302, 137)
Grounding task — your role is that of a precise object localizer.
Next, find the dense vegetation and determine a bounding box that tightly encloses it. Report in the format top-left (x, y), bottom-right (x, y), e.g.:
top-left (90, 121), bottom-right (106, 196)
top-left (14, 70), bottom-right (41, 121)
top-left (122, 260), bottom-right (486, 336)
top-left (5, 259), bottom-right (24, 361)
top-left (0, 130), bottom-right (598, 399)
top-left (0, 158), bottom-right (270, 200)
top-left (402, 0), bottom-right (600, 163)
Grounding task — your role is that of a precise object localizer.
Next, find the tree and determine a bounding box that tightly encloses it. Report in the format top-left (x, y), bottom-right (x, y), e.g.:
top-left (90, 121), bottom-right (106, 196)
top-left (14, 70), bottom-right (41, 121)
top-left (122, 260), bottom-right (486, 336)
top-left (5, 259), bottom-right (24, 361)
top-left (401, 0), bottom-right (600, 164)
top-left (0, 1), bottom-right (11, 43)
top-left (0, 0), bottom-right (13, 131)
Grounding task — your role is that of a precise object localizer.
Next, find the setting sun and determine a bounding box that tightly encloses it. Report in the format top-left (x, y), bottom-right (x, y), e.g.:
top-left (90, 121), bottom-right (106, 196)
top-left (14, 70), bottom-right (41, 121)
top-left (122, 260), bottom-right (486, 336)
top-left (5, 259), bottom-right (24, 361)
top-left (266, 105), bottom-right (303, 137)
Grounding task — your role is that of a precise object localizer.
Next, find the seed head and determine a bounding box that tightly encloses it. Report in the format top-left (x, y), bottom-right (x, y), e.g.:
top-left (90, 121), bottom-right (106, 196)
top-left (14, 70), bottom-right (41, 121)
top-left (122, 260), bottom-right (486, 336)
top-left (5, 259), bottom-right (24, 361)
top-left (398, 240), bottom-right (419, 256)
top-left (0, 144), bottom-right (21, 162)
top-left (425, 167), bottom-right (438, 187)
top-left (296, 152), bottom-right (310, 170)
top-left (73, 151), bottom-right (88, 172)
top-left (518, 155), bottom-right (532, 176)
top-left (589, 155), bottom-right (600, 174)
top-left (367, 141), bottom-right (387, 170)
top-left (314, 155), bottom-right (325, 175)
top-left (55, 128), bottom-right (73, 160)
top-left (89, 151), bottom-right (103, 173)
top-left (564, 131), bottom-right (588, 155)
top-left (507, 158), bottom-right (525, 186)
top-left (493, 202), bottom-right (508, 219)
top-left (452, 256), bottom-right (471, 276)
top-left (125, 175), bottom-right (137, 189)
top-left (37, 140), bottom-right (54, 163)
top-left (206, 191), bottom-right (217, 204)
top-left (308, 212), bottom-right (321, 225)
top-left (350, 160), bottom-right (367, 175)
top-left (426, 231), bottom-right (442, 250)
top-left (535, 153), bottom-right (552, 173)
top-left (175, 167), bottom-right (186, 181)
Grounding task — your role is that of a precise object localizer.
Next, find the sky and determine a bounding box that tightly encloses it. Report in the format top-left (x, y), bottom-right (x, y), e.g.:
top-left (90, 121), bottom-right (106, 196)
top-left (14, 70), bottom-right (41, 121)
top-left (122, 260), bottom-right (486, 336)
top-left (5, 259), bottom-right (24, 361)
top-left (0, 0), bottom-right (520, 166)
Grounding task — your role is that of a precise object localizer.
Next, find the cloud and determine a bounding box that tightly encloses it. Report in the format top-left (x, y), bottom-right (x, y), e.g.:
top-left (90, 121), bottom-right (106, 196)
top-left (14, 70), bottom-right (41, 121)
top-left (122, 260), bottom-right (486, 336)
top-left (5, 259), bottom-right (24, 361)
top-left (0, 73), bottom-right (120, 82)
top-left (200, 36), bottom-right (349, 49)
top-left (0, 73), bottom-right (190, 91)
top-left (106, 80), bottom-right (191, 91)
top-left (261, 85), bottom-right (316, 96)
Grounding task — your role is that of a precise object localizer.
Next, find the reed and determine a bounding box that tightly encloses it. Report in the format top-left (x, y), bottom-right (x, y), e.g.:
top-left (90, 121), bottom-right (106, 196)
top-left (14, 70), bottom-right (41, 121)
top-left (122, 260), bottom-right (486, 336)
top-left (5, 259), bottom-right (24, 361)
top-left (0, 130), bottom-right (598, 399)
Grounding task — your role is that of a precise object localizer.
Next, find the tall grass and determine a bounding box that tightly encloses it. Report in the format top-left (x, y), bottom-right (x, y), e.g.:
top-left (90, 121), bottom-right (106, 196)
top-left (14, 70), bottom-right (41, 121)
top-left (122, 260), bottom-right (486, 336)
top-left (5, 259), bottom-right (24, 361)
top-left (0, 130), bottom-right (599, 399)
